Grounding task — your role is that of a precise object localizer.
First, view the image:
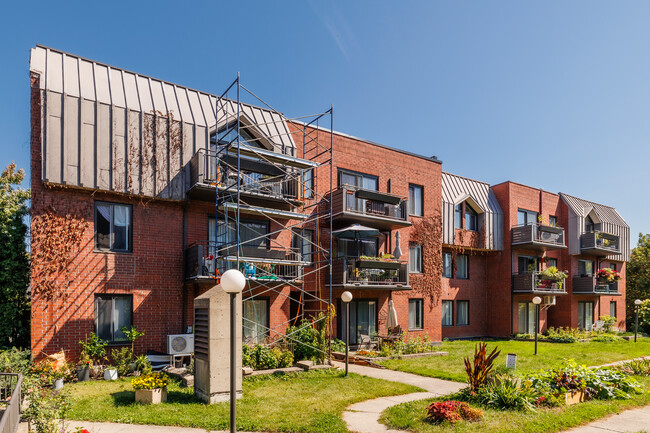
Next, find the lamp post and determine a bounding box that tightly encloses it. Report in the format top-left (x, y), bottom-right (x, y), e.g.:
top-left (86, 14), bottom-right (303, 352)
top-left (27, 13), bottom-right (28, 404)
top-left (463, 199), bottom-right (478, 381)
top-left (221, 269), bottom-right (246, 433)
top-left (532, 296), bottom-right (542, 355)
top-left (341, 291), bottom-right (353, 377)
top-left (634, 299), bottom-right (641, 343)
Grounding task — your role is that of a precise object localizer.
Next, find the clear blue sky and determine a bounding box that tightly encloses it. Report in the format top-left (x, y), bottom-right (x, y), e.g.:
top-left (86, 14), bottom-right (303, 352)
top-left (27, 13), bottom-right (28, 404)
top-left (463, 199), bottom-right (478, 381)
top-left (1, 1), bottom-right (648, 245)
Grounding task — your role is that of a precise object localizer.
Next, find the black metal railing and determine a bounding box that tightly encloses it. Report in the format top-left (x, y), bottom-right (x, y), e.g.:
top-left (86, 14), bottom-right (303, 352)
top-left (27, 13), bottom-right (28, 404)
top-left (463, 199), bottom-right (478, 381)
top-left (512, 224), bottom-right (565, 248)
top-left (580, 231), bottom-right (620, 255)
top-left (189, 149), bottom-right (299, 200)
top-left (0, 373), bottom-right (22, 433)
top-left (512, 272), bottom-right (566, 293)
top-left (333, 186), bottom-right (408, 222)
top-left (185, 241), bottom-right (305, 281)
top-left (332, 258), bottom-right (409, 287)
top-left (573, 276), bottom-right (620, 294)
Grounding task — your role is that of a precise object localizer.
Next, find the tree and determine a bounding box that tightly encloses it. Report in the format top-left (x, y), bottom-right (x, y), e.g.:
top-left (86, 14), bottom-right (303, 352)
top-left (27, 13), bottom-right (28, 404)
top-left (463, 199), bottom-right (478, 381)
top-left (0, 163), bottom-right (30, 348)
top-left (626, 233), bottom-right (650, 331)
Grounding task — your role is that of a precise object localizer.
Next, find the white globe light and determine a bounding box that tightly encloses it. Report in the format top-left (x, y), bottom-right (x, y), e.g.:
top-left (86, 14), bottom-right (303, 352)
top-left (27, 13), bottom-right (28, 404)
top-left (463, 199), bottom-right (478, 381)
top-left (341, 291), bottom-right (353, 303)
top-left (221, 269), bottom-right (246, 294)
top-left (635, 299), bottom-right (642, 306)
top-left (532, 296), bottom-right (542, 305)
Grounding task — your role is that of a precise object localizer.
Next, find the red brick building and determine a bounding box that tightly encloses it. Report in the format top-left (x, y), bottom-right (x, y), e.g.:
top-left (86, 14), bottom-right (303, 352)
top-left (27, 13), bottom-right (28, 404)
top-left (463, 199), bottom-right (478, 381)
top-left (28, 46), bottom-right (629, 359)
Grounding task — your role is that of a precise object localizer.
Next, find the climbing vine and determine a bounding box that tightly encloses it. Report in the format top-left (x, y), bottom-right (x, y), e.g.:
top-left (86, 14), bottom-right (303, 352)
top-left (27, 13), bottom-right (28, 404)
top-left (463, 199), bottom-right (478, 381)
top-left (410, 215), bottom-right (443, 306)
top-left (31, 208), bottom-right (89, 300)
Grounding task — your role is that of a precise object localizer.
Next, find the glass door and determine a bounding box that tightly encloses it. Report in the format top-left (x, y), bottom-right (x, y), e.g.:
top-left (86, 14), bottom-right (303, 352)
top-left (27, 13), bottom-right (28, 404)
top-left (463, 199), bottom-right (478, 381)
top-left (339, 299), bottom-right (378, 345)
top-left (578, 301), bottom-right (594, 330)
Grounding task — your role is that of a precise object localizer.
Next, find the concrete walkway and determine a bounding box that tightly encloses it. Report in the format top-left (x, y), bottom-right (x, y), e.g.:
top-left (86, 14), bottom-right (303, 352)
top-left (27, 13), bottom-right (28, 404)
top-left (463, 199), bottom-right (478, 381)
top-left (335, 362), bottom-right (465, 433)
top-left (17, 420), bottom-right (255, 433)
top-left (563, 406), bottom-right (650, 433)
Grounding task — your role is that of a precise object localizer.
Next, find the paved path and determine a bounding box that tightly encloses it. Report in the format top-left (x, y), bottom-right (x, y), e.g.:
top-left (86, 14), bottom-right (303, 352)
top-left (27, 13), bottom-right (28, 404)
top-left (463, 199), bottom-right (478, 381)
top-left (563, 406), bottom-right (650, 433)
top-left (17, 420), bottom-right (255, 433)
top-left (334, 362), bottom-right (465, 433)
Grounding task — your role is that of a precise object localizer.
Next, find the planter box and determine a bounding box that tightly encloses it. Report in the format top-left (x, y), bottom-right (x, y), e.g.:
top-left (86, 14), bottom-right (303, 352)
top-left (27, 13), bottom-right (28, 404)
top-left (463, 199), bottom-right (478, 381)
top-left (356, 260), bottom-right (401, 270)
top-left (104, 369), bottom-right (118, 380)
top-left (76, 365), bottom-right (90, 382)
top-left (562, 390), bottom-right (585, 405)
top-left (135, 387), bottom-right (167, 404)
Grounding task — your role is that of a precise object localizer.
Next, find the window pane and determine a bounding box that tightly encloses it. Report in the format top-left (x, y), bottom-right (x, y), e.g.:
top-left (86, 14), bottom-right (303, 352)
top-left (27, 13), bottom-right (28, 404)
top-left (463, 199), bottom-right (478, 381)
top-left (340, 172), bottom-right (358, 187)
top-left (113, 297), bottom-right (132, 341)
top-left (409, 299), bottom-right (423, 329)
top-left (442, 301), bottom-right (453, 326)
top-left (362, 176), bottom-right (378, 191)
top-left (409, 185), bottom-right (422, 216)
top-left (409, 244), bottom-right (422, 273)
top-left (243, 299), bottom-right (268, 344)
top-left (112, 205), bottom-right (129, 251)
top-left (96, 296), bottom-right (112, 341)
top-left (455, 204), bottom-right (462, 229)
top-left (304, 170), bottom-right (313, 199)
top-left (457, 301), bottom-right (468, 326)
top-left (96, 204), bottom-right (111, 249)
top-left (518, 303), bottom-right (528, 333)
top-left (610, 263), bottom-right (617, 271)
top-left (442, 252), bottom-right (452, 278)
top-left (457, 255), bottom-right (468, 279)
top-left (610, 301), bottom-right (617, 318)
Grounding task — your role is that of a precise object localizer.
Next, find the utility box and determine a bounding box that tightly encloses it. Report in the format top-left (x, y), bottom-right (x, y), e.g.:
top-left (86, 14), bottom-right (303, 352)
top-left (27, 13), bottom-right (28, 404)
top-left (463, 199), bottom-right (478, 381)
top-left (193, 284), bottom-right (242, 404)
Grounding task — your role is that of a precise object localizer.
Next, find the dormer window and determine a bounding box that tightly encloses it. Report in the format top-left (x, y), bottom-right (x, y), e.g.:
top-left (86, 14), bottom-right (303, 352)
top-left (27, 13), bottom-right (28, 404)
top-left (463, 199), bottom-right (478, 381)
top-left (465, 205), bottom-right (478, 231)
top-left (585, 215), bottom-right (595, 233)
top-left (454, 201), bottom-right (480, 231)
top-left (454, 204), bottom-right (462, 229)
top-left (214, 123), bottom-right (265, 148)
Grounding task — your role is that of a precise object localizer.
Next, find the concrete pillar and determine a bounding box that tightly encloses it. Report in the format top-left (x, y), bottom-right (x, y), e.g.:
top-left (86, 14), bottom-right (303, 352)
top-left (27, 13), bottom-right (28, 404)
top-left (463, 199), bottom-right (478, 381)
top-left (193, 284), bottom-right (242, 404)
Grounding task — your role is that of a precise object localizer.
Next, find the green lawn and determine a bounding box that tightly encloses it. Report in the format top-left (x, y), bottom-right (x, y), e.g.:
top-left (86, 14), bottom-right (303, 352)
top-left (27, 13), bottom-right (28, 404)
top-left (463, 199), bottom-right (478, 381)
top-left (379, 339), bottom-right (650, 382)
top-left (66, 369), bottom-right (421, 433)
top-left (380, 376), bottom-right (650, 433)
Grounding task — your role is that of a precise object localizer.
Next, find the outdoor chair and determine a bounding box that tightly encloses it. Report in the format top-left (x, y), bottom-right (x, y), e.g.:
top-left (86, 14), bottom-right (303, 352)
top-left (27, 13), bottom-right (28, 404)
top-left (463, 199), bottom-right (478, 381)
top-left (592, 320), bottom-right (605, 332)
top-left (358, 334), bottom-right (376, 350)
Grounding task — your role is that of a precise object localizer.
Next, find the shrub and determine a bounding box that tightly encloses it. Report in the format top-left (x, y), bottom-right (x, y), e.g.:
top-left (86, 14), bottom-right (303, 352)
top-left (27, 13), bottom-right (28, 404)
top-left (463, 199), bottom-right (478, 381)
top-left (464, 342), bottom-right (500, 392)
top-left (427, 401), bottom-right (482, 423)
top-left (619, 359), bottom-right (650, 376)
top-left (112, 347), bottom-right (133, 376)
top-left (636, 299), bottom-right (650, 335)
top-left (591, 334), bottom-right (621, 343)
top-left (134, 355), bottom-right (152, 375)
top-left (477, 376), bottom-right (536, 411)
top-left (544, 327), bottom-right (581, 343)
top-left (271, 347), bottom-right (294, 368)
top-left (457, 403), bottom-right (483, 421)
top-left (599, 315), bottom-right (618, 333)
top-left (23, 382), bottom-right (70, 433)
top-left (0, 347), bottom-right (31, 374)
top-left (79, 332), bottom-right (107, 365)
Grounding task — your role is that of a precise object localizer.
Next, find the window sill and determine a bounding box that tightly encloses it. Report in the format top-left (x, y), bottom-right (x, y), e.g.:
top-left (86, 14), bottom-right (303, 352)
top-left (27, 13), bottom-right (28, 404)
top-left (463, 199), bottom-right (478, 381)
top-left (455, 277), bottom-right (469, 280)
top-left (442, 324), bottom-right (454, 327)
top-left (94, 249), bottom-right (133, 255)
top-left (409, 271), bottom-right (424, 275)
top-left (408, 327), bottom-right (424, 331)
top-left (456, 324), bottom-right (469, 327)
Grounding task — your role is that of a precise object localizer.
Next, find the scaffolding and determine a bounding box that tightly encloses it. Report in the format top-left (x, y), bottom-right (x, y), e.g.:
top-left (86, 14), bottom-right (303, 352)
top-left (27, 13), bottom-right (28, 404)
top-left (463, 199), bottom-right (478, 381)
top-left (210, 75), bottom-right (334, 359)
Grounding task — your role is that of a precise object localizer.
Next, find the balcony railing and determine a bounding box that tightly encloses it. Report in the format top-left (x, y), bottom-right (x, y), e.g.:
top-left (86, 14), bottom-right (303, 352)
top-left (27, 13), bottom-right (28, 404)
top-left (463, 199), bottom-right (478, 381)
top-left (511, 224), bottom-right (566, 250)
top-left (573, 276), bottom-right (620, 295)
top-left (332, 186), bottom-right (410, 229)
top-left (185, 241), bottom-right (305, 282)
top-left (332, 257), bottom-right (410, 289)
top-left (580, 231), bottom-right (621, 256)
top-left (0, 373), bottom-right (22, 433)
top-left (512, 272), bottom-right (567, 294)
top-left (188, 149), bottom-right (300, 203)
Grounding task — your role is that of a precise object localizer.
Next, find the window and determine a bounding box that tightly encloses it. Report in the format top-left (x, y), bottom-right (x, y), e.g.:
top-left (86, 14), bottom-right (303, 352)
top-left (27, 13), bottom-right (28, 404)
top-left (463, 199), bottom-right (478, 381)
top-left (585, 215), bottom-right (595, 233)
top-left (303, 169), bottom-right (314, 199)
top-left (442, 301), bottom-right (453, 326)
top-left (243, 298), bottom-right (269, 344)
top-left (456, 254), bottom-right (468, 279)
top-left (95, 202), bottom-right (132, 252)
top-left (610, 301), bottom-right (617, 319)
top-left (578, 260), bottom-right (594, 276)
top-left (518, 256), bottom-right (538, 274)
top-left (547, 258), bottom-right (558, 268)
top-left (442, 252), bottom-right (452, 278)
top-left (212, 218), bottom-right (270, 249)
top-left (409, 243), bottom-right (422, 273)
top-left (338, 169), bottom-right (378, 190)
top-left (456, 301), bottom-right (469, 326)
top-left (408, 184), bottom-right (423, 216)
top-left (610, 263), bottom-right (617, 271)
top-left (549, 215), bottom-right (557, 226)
top-left (518, 209), bottom-right (538, 226)
top-left (292, 229), bottom-right (314, 263)
top-left (578, 301), bottom-right (594, 330)
top-left (408, 299), bottom-right (424, 330)
top-left (518, 302), bottom-right (536, 334)
top-left (215, 123), bottom-right (265, 148)
top-left (95, 294), bottom-right (132, 343)
top-left (337, 238), bottom-right (377, 258)
top-left (465, 205), bottom-right (478, 231)
top-left (454, 204), bottom-right (462, 229)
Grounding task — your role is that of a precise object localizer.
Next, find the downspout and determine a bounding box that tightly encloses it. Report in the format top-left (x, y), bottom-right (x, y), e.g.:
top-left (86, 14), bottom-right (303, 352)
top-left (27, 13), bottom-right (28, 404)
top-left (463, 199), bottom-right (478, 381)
top-left (182, 203), bottom-right (187, 331)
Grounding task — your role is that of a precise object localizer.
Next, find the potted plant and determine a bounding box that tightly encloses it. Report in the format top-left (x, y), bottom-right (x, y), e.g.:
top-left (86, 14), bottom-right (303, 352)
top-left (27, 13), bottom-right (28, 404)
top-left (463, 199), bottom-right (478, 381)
top-left (537, 267), bottom-right (568, 291)
top-left (104, 365), bottom-right (118, 380)
top-left (596, 268), bottom-right (621, 283)
top-left (76, 350), bottom-right (91, 382)
top-left (79, 332), bottom-right (108, 378)
top-left (52, 368), bottom-right (65, 389)
top-left (132, 372), bottom-right (169, 404)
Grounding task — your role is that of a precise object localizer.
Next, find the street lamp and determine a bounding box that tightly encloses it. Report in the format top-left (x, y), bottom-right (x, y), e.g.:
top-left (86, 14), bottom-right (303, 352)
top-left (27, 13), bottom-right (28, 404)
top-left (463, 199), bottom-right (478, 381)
top-left (341, 291), bottom-right (353, 377)
top-left (532, 296), bottom-right (542, 355)
top-left (221, 269), bottom-right (246, 433)
top-left (634, 299), bottom-right (641, 343)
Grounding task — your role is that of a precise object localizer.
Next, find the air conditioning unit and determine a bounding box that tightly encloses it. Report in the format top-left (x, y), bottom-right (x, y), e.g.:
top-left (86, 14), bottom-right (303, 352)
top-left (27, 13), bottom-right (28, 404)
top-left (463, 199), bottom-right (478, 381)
top-left (544, 296), bottom-right (556, 306)
top-left (168, 334), bottom-right (194, 355)
top-left (205, 258), bottom-right (215, 275)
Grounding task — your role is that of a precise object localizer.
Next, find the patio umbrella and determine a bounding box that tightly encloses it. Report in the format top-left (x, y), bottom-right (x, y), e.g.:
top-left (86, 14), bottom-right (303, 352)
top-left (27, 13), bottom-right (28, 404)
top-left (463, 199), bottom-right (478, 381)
top-left (393, 231), bottom-right (403, 259)
top-left (386, 299), bottom-right (399, 330)
top-left (332, 224), bottom-right (380, 256)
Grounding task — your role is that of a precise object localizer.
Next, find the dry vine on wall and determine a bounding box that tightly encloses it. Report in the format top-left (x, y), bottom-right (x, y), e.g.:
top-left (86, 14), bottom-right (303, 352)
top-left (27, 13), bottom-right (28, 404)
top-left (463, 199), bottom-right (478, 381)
top-left (31, 208), bottom-right (89, 300)
top-left (410, 215), bottom-right (443, 306)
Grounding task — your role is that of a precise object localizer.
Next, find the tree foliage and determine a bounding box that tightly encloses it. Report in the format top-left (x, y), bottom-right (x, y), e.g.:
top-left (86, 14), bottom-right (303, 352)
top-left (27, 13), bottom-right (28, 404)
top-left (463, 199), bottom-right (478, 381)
top-left (0, 162), bottom-right (30, 348)
top-left (626, 233), bottom-right (650, 331)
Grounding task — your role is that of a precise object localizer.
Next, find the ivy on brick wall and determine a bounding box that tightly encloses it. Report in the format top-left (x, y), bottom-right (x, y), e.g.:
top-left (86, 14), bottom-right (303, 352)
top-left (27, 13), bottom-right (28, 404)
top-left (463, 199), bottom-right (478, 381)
top-left (31, 207), bottom-right (88, 300)
top-left (410, 216), bottom-right (443, 306)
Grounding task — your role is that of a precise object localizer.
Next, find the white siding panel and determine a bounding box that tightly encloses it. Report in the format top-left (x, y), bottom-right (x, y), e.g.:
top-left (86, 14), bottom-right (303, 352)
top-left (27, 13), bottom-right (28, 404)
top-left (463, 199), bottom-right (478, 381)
top-left (127, 110), bottom-right (141, 194)
top-left (113, 107), bottom-right (127, 192)
top-left (198, 93), bottom-right (215, 129)
top-left (150, 80), bottom-right (167, 114)
top-left (141, 113), bottom-right (155, 196)
top-left (163, 83), bottom-right (180, 121)
top-left (30, 48), bottom-right (46, 85)
top-left (45, 91), bottom-right (62, 183)
top-left (94, 64), bottom-right (112, 104)
top-left (176, 87), bottom-right (193, 123)
top-left (78, 60), bottom-right (96, 100)
top-left (63, 95), bottom-right (79, 184)
top-left (169, 120), bottom-right (183, 199)
top-left (137, 76), bottom-right (153, 113)
top-left (195, 126), bottom-right (207, 152)
top-left (96, 103), bottom-right (111, 190)
top-left (63, 55), bottom-right (80, 97)
top-left (182, 122), bottom-right (195, 165)
top-left (46, 50), bottom-right (64, 93)
top-left (187, 91), bottom-right (205, 126)
top-left (109, 69), bottom-right (126, 108)
top-left (155, 116), bottom-right (169, 198)
top-left (79, 99), bottom-right (95, 187)
top-left (123, 73), bottom-right (140, 110)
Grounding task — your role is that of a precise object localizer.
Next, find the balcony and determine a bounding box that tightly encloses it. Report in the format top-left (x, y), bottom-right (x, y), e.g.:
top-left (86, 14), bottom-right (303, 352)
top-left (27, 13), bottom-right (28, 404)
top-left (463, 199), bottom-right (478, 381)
top-left (332, 186), bottom-right (410, 230)
top-left (185, 241), bottom-right (306, 283)
top-left (187, 149), bottom-right (302, 209)
top-left (512, 272), bottom-right (567, 295)
top-left (580, 231), bottom-right (621, 256)
top-left (332, 257), bottom-right (410, 290)
top-left (572, 276), bottom-right (621, 295)
top-left (511, 224), bottom-right (566, 251)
